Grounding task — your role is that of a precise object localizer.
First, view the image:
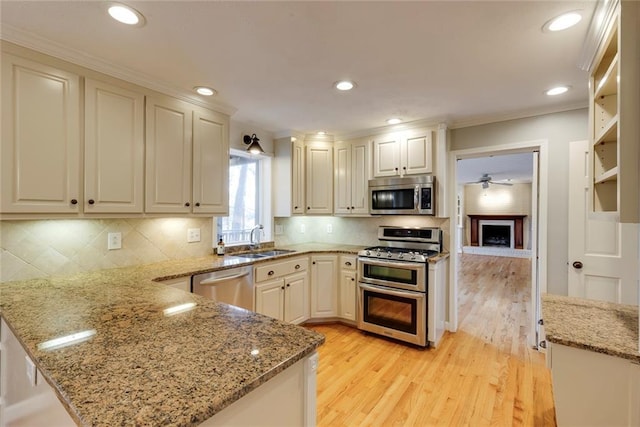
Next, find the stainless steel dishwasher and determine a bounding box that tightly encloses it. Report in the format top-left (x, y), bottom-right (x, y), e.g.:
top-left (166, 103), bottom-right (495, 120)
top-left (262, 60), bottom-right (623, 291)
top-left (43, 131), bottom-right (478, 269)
top-left (192, 266), bottom-right (254, 310)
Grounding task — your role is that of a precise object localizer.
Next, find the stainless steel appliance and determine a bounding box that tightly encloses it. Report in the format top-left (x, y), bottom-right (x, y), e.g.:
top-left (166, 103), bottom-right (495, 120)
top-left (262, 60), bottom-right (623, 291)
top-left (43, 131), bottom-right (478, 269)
top-left (369, 175), bottom-right (435, 215)
top-left (192, 266), bottom-right (254, 310)
top-left (357, 226), bottom-right (442, 347)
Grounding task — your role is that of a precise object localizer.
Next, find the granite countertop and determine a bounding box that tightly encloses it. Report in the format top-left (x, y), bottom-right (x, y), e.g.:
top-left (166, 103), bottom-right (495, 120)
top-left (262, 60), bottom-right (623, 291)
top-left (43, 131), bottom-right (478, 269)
top-left (0, 246), bottom-right (345, 426)
top-left (542, 293), bottom-right (640, 363)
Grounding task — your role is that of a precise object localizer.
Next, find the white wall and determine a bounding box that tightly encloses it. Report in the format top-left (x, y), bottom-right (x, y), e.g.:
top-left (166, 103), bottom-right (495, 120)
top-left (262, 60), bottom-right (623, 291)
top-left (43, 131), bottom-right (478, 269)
top-left (450, 108), bottom-right (588, 295)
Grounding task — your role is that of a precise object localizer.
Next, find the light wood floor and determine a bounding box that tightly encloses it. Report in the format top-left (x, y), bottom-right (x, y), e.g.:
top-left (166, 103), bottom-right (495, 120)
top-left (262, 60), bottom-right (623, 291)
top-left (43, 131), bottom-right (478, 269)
top-left (307, 254), bottom-right (556, 426)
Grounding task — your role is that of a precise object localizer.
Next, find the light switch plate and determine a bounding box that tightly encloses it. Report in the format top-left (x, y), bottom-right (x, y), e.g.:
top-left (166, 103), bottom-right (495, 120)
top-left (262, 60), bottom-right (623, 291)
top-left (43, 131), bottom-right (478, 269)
top-left (300, 224), bottom-right (306, 234)
top-left (275, 224), bottom-right (284, 235)
top-left (108, 232), bottom-right (122, 250)
top-left (187, 228), bottom-right (201, 243)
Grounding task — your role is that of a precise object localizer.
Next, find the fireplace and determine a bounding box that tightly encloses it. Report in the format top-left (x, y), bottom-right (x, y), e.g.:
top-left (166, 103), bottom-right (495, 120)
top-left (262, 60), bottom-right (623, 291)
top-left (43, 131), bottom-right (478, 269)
top-left (468, 215), bottom-right (526, 249)
top-left (479, 220), bottom-right (513, 248)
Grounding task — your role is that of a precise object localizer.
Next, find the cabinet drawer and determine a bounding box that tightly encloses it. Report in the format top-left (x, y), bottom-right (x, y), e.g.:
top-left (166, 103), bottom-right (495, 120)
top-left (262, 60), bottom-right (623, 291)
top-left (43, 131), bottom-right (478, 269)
top-left (340, 255), bottom-right (357, 270)
top-left (255, 257), bottom-right (309, 282)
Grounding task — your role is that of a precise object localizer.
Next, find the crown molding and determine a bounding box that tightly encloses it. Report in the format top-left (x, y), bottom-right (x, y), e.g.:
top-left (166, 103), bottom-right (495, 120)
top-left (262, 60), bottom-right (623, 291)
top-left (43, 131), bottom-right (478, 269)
top-left (333, 117), bottom-right (448, 141)
top-left (0, 24), bottom-right (237, 116)
top-left (578, 0), bottom-right (619, 72)
top-left (448, 102), bottom-right (588, 130)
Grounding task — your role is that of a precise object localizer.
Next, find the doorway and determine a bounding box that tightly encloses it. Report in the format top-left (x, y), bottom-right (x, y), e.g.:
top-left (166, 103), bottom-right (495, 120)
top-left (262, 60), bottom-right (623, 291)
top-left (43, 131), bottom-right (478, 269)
top-left (448, 140), bottom-right (548, 349)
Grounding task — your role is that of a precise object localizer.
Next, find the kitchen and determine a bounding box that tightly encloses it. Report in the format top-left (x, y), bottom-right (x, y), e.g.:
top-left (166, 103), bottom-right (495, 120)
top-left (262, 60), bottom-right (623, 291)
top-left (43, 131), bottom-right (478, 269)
top-left (1, 1), bottom-right (639, 426)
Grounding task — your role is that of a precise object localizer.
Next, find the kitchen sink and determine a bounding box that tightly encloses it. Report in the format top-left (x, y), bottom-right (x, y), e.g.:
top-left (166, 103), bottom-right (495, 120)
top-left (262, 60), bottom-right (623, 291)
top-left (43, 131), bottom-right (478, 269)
top-left (229, 249), bottom-right (296, 260)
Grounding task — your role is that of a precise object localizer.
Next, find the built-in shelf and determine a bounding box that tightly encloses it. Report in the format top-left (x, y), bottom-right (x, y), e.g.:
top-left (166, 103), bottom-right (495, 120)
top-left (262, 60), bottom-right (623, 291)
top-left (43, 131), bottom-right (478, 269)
top-left (594, 166), bottom-right (618, 184)
top-left (594, 115), bottom-right (618, 145)
top-left (595, 53), bottom-right (619, 98)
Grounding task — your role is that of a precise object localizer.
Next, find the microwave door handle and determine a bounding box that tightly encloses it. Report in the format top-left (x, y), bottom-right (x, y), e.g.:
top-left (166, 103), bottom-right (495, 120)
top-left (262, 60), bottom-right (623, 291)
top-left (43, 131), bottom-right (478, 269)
top-left (414, 186), bottom-right (419, 211)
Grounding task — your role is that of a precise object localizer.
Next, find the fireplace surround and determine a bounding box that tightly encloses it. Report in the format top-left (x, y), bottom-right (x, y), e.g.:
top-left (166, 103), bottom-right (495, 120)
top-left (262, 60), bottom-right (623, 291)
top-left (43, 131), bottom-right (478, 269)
top-left (468, 215), bottom-right (526, 249)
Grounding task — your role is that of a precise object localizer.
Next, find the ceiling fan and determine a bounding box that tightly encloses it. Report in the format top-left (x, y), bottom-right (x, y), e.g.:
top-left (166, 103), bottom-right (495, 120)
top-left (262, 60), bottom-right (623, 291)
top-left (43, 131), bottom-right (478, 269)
top-left (473, 173), bottom-right (513, 189)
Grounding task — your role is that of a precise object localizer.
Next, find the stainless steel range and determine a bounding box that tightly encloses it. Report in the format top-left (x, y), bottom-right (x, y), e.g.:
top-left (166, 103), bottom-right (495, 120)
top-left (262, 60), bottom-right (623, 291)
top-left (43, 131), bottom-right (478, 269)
top-left (357, 226), bottom-right (442, 347)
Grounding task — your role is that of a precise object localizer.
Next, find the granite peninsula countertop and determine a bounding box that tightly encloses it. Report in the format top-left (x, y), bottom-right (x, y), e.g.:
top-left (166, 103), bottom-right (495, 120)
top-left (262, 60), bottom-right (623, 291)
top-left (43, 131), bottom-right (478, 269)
top-left (542, 293), bottom-right (640, 363)
top-left (0, 244), bottom-right (362, 426)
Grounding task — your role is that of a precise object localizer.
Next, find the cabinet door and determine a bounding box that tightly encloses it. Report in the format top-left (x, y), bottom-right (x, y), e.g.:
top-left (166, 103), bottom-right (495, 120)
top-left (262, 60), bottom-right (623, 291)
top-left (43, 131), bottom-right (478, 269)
top-left (372, 137), bottom-right (400, 177)
top-left (284, 271), bottom-right (309, 324)
top-left (350, 140), bottom-right (371, 214)
top-left (255, 279), bottom-right (285, 321)
top-left (145, 96), bottom-right (192, 213)
top-left (292, 140), bottom-right (306, 214)
top-left (333, 141), bottom-right (351, 215)
top-left (339, 269), bottom-right (357, 321)
top-left (84, 79), bottom-right (144, 213)
top-left (305, 144), bottom-right (333, 214)
top-left (1, 54), bottom-right (80, 213)
top-left (402, 132), bottom-right (433, 176)
top-left (310, 255), bottom-right (338, 317)
top-left (193, 110), bottom-right (229, 215)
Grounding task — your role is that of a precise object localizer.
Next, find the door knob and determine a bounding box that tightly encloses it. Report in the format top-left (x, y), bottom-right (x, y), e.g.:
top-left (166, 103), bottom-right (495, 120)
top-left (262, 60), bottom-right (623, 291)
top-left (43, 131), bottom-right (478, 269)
top-left (572, 261), bottom-right (583, 269)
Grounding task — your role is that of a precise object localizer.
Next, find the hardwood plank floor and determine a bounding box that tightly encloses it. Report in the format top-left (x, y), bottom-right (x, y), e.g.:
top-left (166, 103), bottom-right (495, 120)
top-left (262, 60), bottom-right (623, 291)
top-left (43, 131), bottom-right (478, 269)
top-left (307, 254), bottom-right (556, 426)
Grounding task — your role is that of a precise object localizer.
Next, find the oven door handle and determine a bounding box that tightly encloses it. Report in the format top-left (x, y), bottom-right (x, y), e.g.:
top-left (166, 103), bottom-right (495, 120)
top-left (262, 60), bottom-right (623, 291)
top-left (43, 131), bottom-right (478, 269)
top-left (359, 283), bottom-right (425, 299)
top-left (358, 258), bottom-right (424, 271)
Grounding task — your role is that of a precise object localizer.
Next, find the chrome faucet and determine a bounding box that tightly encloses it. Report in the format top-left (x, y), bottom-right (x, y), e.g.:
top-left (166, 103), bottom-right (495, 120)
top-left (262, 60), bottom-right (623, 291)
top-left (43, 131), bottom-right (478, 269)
top-left (250, 224), bottom-right (264, 250)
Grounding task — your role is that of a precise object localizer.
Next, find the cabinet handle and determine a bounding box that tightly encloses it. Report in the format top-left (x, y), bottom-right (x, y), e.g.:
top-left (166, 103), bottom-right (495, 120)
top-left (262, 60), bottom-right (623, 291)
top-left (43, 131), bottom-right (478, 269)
top-left (295, 264), bottom-right (301, 269)
top-left (268, 270), bottom-right (275, 276)
top-left (185, 202), bottom-right (190, 207)
top-left (345, 261), bottom-right (352, 266)
top-left (195, 202), bottom-right (200, 207)
top-left (88, 199), bottom-right (95, 205)
top-left (70, 199), bottom-right (78, 205)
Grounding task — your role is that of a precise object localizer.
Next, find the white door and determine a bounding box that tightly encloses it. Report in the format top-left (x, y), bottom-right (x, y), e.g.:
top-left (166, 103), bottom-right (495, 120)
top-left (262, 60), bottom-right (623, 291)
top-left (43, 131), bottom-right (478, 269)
top-left (568, 140), bottom-right (639, 304)
top-left (284, 271), bottom-right (309, 324)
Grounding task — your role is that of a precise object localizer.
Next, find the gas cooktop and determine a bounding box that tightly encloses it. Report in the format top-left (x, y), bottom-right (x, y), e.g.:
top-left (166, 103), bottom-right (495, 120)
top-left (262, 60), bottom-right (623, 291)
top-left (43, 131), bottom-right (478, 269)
top-left (358, 226), bottom-right (443, 263)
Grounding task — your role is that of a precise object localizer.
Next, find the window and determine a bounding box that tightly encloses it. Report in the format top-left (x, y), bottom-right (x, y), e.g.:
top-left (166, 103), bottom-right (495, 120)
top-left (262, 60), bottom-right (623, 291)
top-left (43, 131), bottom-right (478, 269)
top-left (217, 150), bottom-right (268, 245)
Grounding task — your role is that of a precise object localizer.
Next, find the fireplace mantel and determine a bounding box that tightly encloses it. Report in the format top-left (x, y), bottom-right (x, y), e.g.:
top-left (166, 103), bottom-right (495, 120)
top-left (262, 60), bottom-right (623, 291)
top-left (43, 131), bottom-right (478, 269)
top-left (468, 215), bottom-right (526, 249)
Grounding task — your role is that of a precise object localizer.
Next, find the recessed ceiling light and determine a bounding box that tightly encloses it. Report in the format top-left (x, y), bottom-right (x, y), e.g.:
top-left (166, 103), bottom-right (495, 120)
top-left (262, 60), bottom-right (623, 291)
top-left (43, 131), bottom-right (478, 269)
top-left (386, 118), bottom-right (402, 125)
top-left (543, 11), bottom-right (582, 32)
top-left (317, 131), bottom-right (326, 135)
top-left (194, 86), bottom-right (216, 96)
top-left (335, 80), bottom-right (356, 91)
top-left (546, 86), bottom-right (570, 96)
top-left (108, 3), bottom-right (145, 26)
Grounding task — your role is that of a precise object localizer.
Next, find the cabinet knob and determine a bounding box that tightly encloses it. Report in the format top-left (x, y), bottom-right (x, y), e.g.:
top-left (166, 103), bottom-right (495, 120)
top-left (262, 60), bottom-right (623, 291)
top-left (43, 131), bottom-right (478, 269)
top-left (572, 261), bottom-right (583, 269)
top-left (287, 284), bottom-right (291, 287)
top-left (312, 261), bottom-right (316, 265)
top-left (88, 199), bottom-right (95, 205)
top-left (395, 167), bottom-right (398, 171)
top-left (195, 202), bottom-right (200, 207)
top-left (345, 261), bottom-right (352, 266)
top-left (347, 207), bottom-right (351, 210)
top-left (70, 199), bottom-right (78, 205)
top-left (351, 206), bottom-right (354, 210)
top-left (403, 166), bottom-right (407, 170)
top-left (295, 264), bottom-right (301, 269)
top-left (351, 278), bottom-right (355, 281)
top-left (268, 270), bottom-right (275, 276)
top-left (281, 286), bottom-right (285, 290)
top-left (294, 206), bottom-right (298, 209)
top-left (307, 206), bottom-right (310, 210)
top-left (185, 202), bottom-right (190, 207)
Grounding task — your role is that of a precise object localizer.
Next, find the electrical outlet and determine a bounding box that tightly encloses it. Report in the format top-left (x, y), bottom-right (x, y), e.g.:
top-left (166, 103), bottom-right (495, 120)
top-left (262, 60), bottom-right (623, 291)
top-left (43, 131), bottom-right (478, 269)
top-left (326, 224), bottom-right (333, 234)
top-left (187, 228), bottom-right (201, 243)
top-left (107, 232), bottom-right (122, 250)
top-left (275, 224), bottom-right (284, 235)
top-left (300, 224), bottom-right (306, 233)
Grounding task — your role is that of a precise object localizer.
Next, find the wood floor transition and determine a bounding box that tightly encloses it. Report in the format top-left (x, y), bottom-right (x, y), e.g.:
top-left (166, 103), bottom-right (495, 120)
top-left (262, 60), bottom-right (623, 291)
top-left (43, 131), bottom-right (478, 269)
top-left (307, 254), bottom-right (556, 426)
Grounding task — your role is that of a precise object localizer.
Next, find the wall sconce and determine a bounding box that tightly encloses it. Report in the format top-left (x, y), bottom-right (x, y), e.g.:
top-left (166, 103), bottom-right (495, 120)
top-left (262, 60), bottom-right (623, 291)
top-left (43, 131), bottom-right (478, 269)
top-left (243, 134), bottom-right (264, 154)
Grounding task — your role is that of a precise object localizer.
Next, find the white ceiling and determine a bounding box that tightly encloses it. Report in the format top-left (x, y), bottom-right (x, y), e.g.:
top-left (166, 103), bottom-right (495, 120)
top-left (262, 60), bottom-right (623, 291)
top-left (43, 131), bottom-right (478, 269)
top-left (1, 1), bottom-right (596, 137)
top-left (457, 152), bottom-right (534, 184)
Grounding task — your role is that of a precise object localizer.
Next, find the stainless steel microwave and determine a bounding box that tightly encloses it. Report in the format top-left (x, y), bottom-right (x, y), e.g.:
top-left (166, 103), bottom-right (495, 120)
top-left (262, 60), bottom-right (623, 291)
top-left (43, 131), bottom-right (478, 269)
top-left (369, 175), bottom-right (435, 215)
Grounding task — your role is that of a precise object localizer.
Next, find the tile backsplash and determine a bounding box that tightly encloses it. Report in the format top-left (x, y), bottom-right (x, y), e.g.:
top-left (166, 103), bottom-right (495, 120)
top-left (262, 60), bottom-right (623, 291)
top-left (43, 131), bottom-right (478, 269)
top-left (0, 218), bottom-right (213, 283)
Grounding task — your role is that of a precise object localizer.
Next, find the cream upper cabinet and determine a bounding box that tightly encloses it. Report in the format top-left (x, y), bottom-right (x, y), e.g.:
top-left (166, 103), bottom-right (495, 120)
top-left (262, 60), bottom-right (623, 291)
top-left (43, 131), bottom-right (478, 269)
top-left (84, 78), bottom-right (144, 213)
top-left (1, 53), bottom-right (81, 214)
top-left (334, 139), bottom-right (371, 215)
top-left (145, 96), bottom-right (193, 214)
top-left (373, 130), bottom-right (433, 178)
top-left (588, 1), bottom-right (639, 222)
top-left (146, 96), bottom-right (229, 215)
top-left (274, 137), bottom-right (305, 216)
top-left (192, 110), bottom-right (229, 215)
top-left (305, 142), bottom-right (333, 214)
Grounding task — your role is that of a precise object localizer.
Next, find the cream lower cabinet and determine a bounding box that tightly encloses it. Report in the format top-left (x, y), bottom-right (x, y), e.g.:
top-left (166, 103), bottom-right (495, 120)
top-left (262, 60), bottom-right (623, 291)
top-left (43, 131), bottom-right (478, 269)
top-left (84, 78), bottom-right (145, 213)
top-left (1, 53), bottom-right (81, 214)
top-left (254, 257), bottom-right (309, 324)
top-left (310, 255), bottom-right (338, 318)
top-left (338, 255), bottom-right (357, 322)
top-left (145, 95), bottom-right (229, 215)
top-left (548, 342), bottom-right (640, 426)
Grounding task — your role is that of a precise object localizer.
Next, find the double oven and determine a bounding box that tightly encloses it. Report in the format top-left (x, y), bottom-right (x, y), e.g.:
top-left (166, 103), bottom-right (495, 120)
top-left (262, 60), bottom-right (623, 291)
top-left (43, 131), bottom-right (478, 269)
top-left (357, 226), bottom-right (441, 347)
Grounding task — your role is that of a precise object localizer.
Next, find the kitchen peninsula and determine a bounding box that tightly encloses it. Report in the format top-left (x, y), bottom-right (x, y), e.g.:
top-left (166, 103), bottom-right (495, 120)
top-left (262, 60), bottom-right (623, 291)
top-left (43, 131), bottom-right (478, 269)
top-left (0, 254), bottom-right (325, 426)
